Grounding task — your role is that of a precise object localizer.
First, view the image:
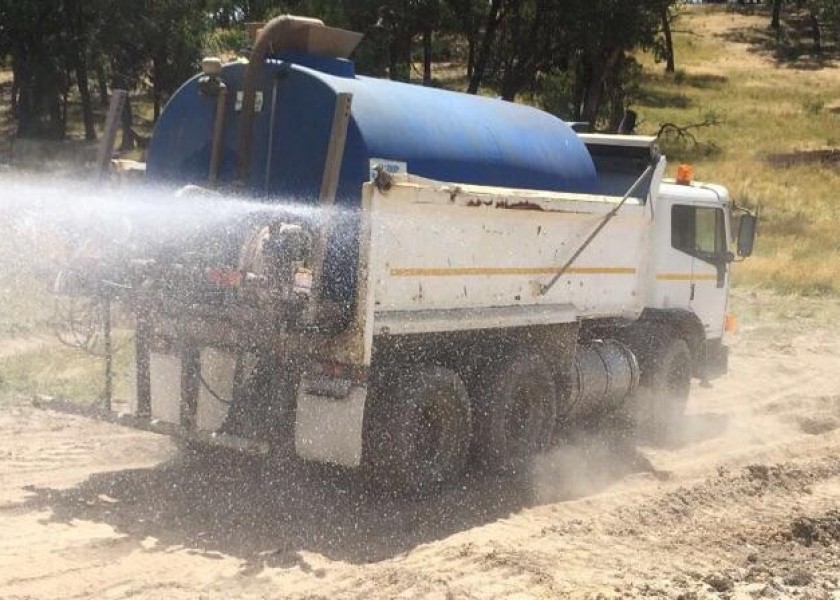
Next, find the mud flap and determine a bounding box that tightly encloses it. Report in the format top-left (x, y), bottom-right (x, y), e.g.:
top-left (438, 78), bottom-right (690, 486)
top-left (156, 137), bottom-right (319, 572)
top-left (294, 382), bottom-right (366, 467)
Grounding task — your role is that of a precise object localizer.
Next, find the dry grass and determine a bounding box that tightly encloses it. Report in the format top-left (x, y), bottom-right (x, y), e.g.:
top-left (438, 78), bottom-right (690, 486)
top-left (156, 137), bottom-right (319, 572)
top-left (635, 6), bottom-right (840, 294)
top-left (0, 334), bottom-right (134, 404)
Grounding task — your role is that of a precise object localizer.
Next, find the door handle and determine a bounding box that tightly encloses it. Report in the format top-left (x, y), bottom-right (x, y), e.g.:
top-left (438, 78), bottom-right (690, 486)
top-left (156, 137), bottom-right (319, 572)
top-left (690, 283), bottom-right (696, 301)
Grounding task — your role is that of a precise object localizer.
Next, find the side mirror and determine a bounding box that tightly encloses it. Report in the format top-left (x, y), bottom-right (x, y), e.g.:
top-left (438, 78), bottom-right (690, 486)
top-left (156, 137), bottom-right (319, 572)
top-left (737, 213), bottom-right (757, 258)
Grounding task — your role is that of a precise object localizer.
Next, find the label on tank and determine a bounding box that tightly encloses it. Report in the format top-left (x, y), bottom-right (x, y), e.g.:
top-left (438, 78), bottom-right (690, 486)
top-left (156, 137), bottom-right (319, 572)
top-left (235, 91), bottom-right (263, 112)
top-left (369, 158), bottom-right (407, 180)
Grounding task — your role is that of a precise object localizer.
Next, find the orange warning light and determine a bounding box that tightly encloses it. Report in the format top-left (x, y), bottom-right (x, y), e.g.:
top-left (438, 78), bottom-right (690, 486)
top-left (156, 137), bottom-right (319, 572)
top-left (676, 164), bottom-right (694, 185)
top-left (725, 313), bottom-right (738, 334)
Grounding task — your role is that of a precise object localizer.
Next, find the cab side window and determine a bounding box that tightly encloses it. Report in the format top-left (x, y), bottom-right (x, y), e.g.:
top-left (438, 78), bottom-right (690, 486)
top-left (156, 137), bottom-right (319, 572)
top-left (672, 205), bottom-right (726, 263)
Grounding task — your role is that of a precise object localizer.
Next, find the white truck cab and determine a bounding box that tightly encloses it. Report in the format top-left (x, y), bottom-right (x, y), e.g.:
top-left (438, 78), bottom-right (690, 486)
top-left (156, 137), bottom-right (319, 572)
top-left (653, 180), bottom-right (731, 339)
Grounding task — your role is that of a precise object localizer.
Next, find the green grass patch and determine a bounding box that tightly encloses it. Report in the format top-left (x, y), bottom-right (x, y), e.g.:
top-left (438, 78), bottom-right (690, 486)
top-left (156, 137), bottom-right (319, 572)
top-left (0, 334), bottom-right (134, 404)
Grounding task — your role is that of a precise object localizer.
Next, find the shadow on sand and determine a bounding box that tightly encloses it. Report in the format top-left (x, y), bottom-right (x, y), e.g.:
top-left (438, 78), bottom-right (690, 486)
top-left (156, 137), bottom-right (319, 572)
top-left (12, 412), bottom-right (728, 572)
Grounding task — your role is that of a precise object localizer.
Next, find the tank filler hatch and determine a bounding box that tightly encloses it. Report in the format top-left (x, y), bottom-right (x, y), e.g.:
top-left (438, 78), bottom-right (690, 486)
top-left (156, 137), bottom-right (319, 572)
top-left (245, 16), bottom-right (363, 59)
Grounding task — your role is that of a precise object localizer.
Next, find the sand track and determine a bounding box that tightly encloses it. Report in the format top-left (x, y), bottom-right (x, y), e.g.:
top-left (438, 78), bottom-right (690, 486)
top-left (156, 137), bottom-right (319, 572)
top-left (2, 291), bottom-right (840, 599)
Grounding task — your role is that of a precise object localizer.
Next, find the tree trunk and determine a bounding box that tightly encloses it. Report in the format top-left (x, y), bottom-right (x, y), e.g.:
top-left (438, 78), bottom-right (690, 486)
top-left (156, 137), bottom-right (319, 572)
top-left (96, 62), bottom-right (109, 106)
top-left (422, 27), bottom-right (433, 86)
top-left (14, 51), bottom-right (65, 140)
top-left (403, 32), bottom-right (413, 81)
top-left (387, 33), bottom-right (411, 81)
top-left (579, 50), bottom-right (622, 128)
top-left (75, 63), bottom-right (96, 140)
top-left (120, 95), bottom-right (134, 152)
top-left (152, 59), bottom-right (161, 121)
top-left (10, 66), bottom-right (18, 117)
top-left (388, 38), bottom-right (399, 80)
top-left (466, 35), bottom-right (476, 81)
top-left (60, 88), bottom-right (68, 136)
top-left (468, 0), bottom-right (503, 94)
top-left (771, 0), bottom-right (783, 30)
top-left (580, 71), bottom-right (603, 127)
top-left (66, 0), bottom-right (95, 140)
top-left (500, 80), bottom-right (521, 101)
top-left (661, 6), bottom-right (675, 73)
top-left (809, 8), bottom-right (821, 53)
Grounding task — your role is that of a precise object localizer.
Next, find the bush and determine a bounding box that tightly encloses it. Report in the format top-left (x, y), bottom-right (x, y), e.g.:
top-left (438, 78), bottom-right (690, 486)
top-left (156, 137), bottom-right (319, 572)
top-left (539, 70), bottom-right (578, 120)
top-left (205, 28), bottom-right (248, 57)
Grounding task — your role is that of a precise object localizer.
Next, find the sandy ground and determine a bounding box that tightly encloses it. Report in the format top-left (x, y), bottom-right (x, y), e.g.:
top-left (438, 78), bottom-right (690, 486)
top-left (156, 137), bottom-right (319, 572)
top-left (1, 290), bottom-right (840, 599)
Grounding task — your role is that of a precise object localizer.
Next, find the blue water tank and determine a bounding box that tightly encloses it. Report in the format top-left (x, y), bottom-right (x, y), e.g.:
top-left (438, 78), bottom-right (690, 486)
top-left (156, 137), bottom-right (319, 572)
top-left (146, 54), bottom-right (598, 307)
top-left (147, 54), bottom-right (596, 200)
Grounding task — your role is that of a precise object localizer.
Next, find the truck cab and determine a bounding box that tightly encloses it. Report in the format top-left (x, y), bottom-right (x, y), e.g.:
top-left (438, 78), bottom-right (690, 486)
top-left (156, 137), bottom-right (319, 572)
top-left (653, 180), bottom-right (731, 339)
top-left (579, 133), bottom-right (754, 379)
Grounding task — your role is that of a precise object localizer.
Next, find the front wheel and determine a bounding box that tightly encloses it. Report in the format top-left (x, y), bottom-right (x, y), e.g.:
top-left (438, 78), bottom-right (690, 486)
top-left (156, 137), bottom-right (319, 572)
top-left (632, 338), bottom-right (691, 443)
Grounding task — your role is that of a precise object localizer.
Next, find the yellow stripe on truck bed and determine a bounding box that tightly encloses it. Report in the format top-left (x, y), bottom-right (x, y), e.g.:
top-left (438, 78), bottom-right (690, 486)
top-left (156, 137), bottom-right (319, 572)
top-left (655, 273), bottom-right (718, 281)
top-left (389, 266), bottom-right (637, 277)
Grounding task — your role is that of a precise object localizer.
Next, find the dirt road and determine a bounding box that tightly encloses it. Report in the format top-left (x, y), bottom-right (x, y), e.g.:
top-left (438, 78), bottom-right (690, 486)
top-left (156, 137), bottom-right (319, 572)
top-left (1, 290), bottom-right (840, 599)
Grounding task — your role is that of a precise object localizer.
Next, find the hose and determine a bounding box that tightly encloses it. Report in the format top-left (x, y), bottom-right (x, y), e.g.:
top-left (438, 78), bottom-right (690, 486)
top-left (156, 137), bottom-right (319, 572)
top-left (236, 15), bottom-right (325, 184)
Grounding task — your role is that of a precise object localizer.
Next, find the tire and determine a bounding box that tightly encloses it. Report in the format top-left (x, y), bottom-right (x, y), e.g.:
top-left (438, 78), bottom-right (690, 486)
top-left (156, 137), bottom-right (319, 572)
top-left (364, 365), bottom-right (472, 495)
top-left (633, 337), bottom-right (691, 443)
top-left (471, 348), bottom-right (557, 474)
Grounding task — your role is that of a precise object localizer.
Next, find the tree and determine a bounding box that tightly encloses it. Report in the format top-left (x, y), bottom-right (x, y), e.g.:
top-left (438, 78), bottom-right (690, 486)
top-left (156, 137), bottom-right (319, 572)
top-left (65, 0), bottom-right (97, 140)
top-left (467, 0), bottom-right (503, 93)
top-left (445, 0), bottom-right (485, 80)
top-left (144, 1), bottom-right (209, 119)
top-left (1, 2), bottom-right (65, 139)
top-left (660, 1), bottom-right (677, 73)
top-left (772, 0), bottom-right (783, 30)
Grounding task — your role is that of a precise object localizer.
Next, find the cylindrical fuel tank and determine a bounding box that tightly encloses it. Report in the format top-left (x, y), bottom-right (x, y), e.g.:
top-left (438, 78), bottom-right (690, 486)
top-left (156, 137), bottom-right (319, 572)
top-left (561, 340), bottom-right (640, 421)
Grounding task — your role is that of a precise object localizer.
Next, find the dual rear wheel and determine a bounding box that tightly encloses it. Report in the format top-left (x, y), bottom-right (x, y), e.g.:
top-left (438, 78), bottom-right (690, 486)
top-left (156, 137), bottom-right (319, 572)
top-left (364, 336), bottom-right (692, 494)
top-left (364, 348), bottom-right (556, 494)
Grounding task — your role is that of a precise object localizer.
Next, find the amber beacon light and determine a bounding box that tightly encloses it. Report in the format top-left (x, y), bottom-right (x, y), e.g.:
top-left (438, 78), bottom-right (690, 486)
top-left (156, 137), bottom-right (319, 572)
top-left (676, 164), bottom-right (694, 185)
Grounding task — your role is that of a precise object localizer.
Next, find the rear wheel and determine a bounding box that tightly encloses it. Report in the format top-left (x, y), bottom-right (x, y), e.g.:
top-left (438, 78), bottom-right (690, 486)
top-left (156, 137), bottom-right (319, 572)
top-left (633, 337), bottom-right (691, 443)
top-left (364, 365), bottom-right (472, 495)
top-left (471, 348), bottom-right (557, 474)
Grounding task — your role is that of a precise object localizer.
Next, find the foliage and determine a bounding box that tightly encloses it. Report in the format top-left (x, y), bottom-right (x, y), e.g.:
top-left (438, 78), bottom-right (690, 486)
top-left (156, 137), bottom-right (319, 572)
top-left (0, 0), bottom-right (208, 141)
top-left (0, 0), bottom-right (681, 139)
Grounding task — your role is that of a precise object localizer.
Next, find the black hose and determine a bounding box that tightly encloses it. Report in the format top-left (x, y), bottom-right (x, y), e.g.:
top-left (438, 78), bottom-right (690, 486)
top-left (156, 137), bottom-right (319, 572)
top-left (197, 369), bottom-right (231, 405)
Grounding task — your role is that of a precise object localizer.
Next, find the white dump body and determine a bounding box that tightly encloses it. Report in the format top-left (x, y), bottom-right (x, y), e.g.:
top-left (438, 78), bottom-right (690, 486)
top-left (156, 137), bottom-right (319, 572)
top-left (356, 175), bottom-right (657, 353)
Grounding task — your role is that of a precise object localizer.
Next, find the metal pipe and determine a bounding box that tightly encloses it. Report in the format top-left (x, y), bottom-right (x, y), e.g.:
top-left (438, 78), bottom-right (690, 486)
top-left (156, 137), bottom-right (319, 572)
top-left (305, 92), bottom-right (353, 324)
top-left (31, 397), bottom-right (270, 455)
top-left (101, 294), bottom-right (112, 412)
top-left (134, 308), bottom-right (152, 419)
top-left (180, 346), bottom-right (201, 430)
top-left (236, 15), bottom-right (325, 184)
top-left (263, 76), bottom-right (280, 191)
top-left (539, 163), bottom-right (656, 296)
top-left (95, 90), bottom-right (127, 180)
top-left (208, 83), bottom-right (228, 188)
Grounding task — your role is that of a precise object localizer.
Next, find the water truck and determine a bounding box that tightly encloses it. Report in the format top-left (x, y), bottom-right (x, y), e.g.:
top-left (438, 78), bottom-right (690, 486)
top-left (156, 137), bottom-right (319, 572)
top-left (54, 16), bottom-right (757, 493)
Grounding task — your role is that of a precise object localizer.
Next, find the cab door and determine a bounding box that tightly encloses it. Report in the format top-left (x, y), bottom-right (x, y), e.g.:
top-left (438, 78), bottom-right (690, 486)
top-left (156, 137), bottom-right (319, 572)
top-left (671, 203), bottom-right (729, 339)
